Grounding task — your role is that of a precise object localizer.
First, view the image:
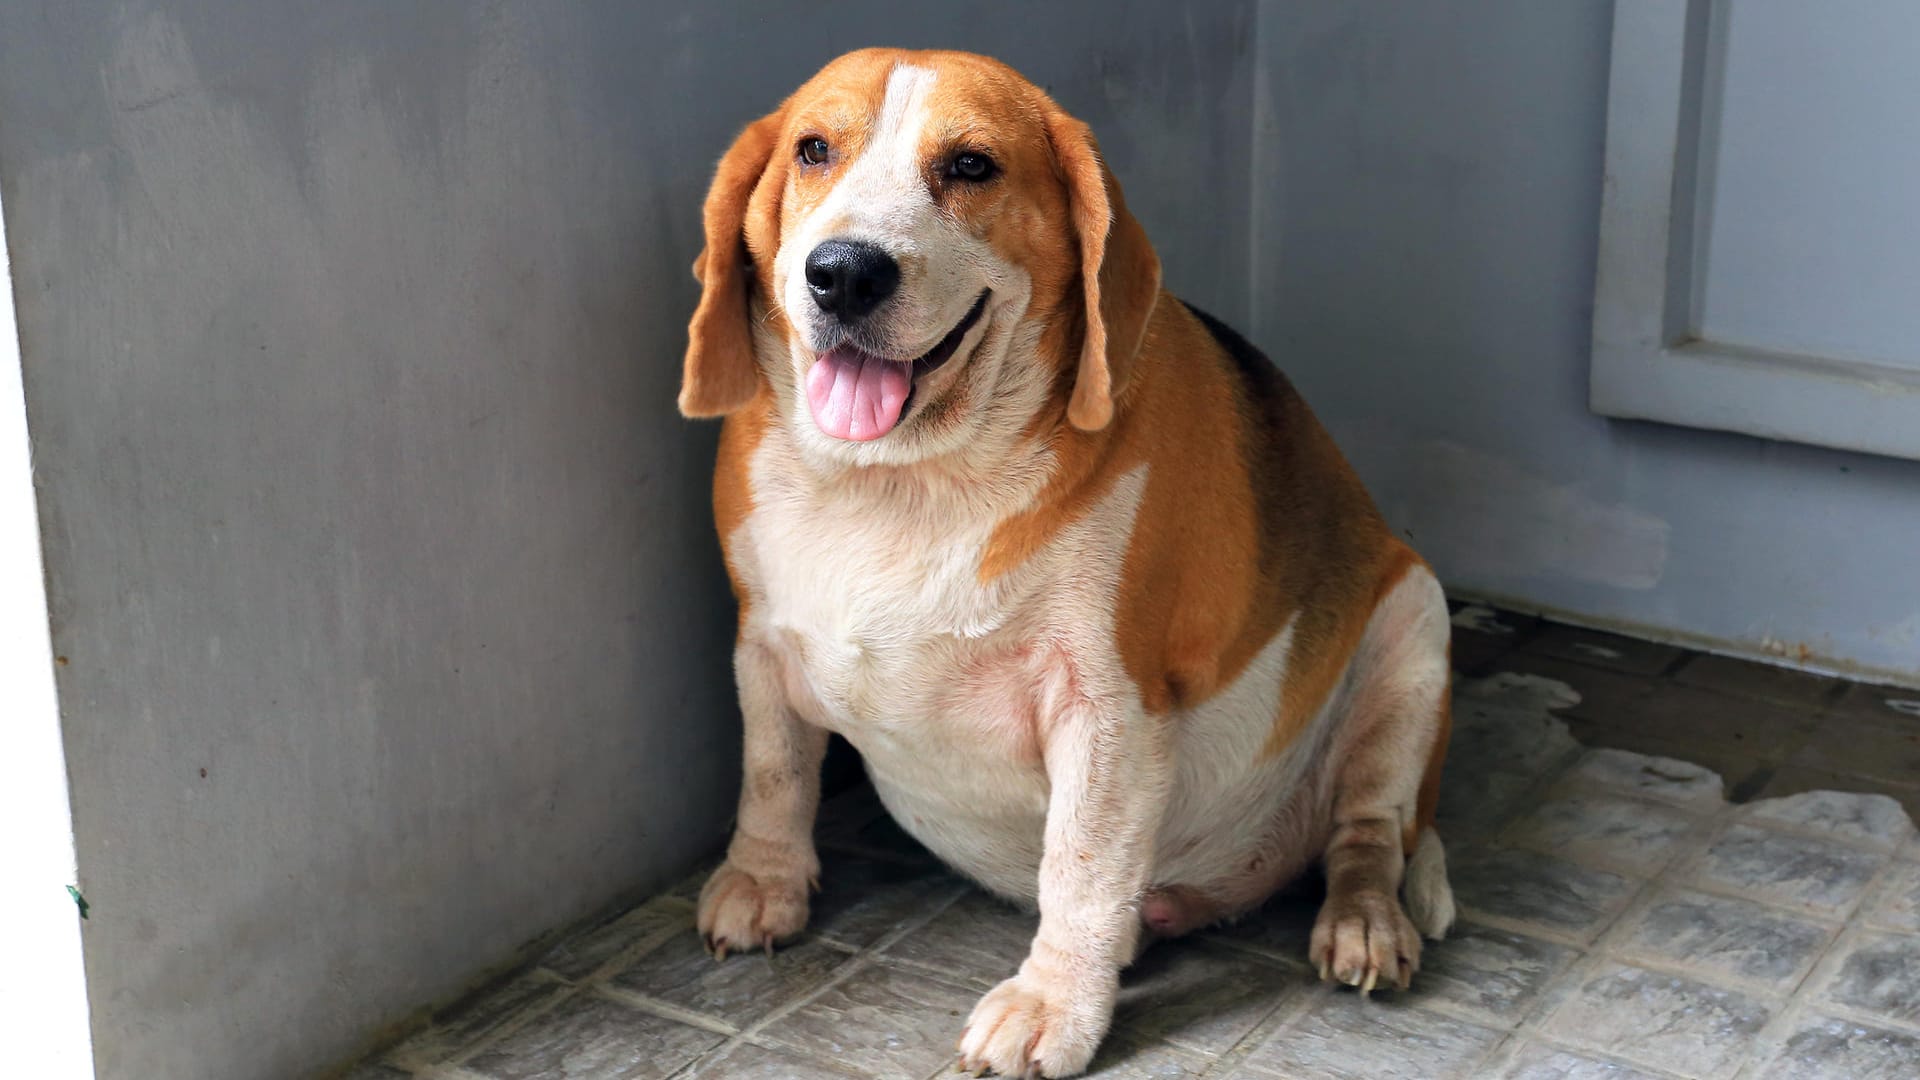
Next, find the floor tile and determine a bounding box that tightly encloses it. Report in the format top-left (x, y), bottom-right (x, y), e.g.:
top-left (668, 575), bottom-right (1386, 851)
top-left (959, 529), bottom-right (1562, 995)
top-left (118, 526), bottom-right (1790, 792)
top-left (1737, 789), bottom-right (1915, 852)
top-left (1559, 721), bottom-right (1766, 799)
top-left (876, 889), bottom-right (1036, 990)
top-left (682, 1042), bottom-right (863, 1079)
top-left (1673, 652), bottom-right (1840, 707)
top-left (1789, 722), bottom-right (1920, 791)
top-left (341, 1065), bottom-right (411, 1080)
top-left (807, 848), bottom-right (965, 950)
top-left (1500, 790), bottom-right (1701, 876)
top-left (1112, 939), bottom-right (1302, 1056)
top-left (1611, 888), bottom-right (1832, 991)
top-left (1756, 764), bottom-right (1920, 822)
top-left (1612, 681), bottom-right (1817, 757)
top-left (1083, 1040), bottom-right (1214, 1078)
top-left (1492, 1041), bottom-right (1676, 1080)
top-left (1521, 623), bottom-right (1685, 676)
top-left (607, 933), bottom-right (852, 1028)
top-left (1864, 859), bottom-right (1920, 933)
top-left (1558, 747), bottom-right (1725, 807)
top-left (385, 973), bottom-right (568, 1067)
top-left (1691, 823), bottom-right (1885, 917)
top-left (539, 900), bottom-right (687, 982)
top-left (1827, 682), bottom-right (1920, 730)
top-left (1483, 654), bottom-right (1654, 727)
top-left (1240, 995), bottom-right (1502, 1080)
top-left (1749, 1014), bottom-right (1920, 1080)
top-left (1817, 930), bottom-right (1920, 1026)
top-left (463, 992), bottom-right (724, 1080)
top-left (1541, 963), bottom-right (1771, 1079)
top-left (760, 961), bottom-right (977, 1080)
top-left (1203, 887), bottom-right (1320, 963)
top-left (1449, 604), bottom-right (1538, 676)
top-left (1448, 846), bottom-right (1637, 942)
top-left (1411, 922), bottom-right (1578, 1023)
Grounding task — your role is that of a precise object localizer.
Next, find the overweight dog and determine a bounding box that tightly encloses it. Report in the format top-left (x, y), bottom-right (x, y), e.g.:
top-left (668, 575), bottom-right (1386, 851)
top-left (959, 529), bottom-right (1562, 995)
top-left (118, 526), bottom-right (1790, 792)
top-left (680, 49), bottom-right (1455, 1078)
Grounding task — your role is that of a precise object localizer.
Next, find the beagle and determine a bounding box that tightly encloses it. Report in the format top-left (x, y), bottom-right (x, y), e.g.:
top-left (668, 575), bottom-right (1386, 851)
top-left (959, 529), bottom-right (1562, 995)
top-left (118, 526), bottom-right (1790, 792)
top-left (680, 49), bottom-right (1455, 1077)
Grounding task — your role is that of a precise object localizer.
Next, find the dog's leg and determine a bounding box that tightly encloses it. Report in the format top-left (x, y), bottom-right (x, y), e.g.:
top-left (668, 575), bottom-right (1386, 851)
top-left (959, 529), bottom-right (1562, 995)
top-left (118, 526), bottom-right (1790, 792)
top-left (1309, 565), bottom-right (1454, 993)
top-left (697, 637), bottom-right (828, 959)
top-left (957, 685), bottom-right (1166, 1079)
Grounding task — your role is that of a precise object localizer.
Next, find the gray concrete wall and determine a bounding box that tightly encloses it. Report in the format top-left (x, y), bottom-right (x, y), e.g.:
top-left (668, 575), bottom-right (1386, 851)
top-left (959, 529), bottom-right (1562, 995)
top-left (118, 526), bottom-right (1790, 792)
top-left (0, 3), bottom-right (1252, 1078)
top-left (1252, 1), bottom-right (1920, 684)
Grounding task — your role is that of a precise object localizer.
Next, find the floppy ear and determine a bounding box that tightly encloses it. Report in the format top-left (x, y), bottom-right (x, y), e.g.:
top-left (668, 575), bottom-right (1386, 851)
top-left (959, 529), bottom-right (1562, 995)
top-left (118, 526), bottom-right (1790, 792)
top-left (1047, 113), bottom-right (1161, 431)
top-left (680, 110), bottom-right (786, 418)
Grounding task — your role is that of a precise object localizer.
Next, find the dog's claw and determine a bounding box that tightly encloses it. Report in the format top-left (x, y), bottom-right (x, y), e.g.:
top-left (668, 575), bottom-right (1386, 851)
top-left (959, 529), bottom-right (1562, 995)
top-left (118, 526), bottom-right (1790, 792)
top-left (1317, 958), bottom-right (1330, 982)
top-left (763, 933), bottom-right (775, 959)
top-left (1360, 969), bottom-right (1378, 997)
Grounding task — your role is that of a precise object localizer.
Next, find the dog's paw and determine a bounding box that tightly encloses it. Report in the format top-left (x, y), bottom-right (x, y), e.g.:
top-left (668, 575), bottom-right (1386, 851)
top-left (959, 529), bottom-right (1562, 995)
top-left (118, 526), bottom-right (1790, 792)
top-left (1309, 888), bottom-right (1421, 994)
top-left (956, 968), bottom-right (1109, 1078)
top-left (695, 861), bottom-right (810, 960)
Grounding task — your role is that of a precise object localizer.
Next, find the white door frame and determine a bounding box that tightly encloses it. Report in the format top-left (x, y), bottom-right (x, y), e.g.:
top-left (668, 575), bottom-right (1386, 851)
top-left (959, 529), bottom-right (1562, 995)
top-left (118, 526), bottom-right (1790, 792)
top-left (1591, 0), bottom-right (1920, 460)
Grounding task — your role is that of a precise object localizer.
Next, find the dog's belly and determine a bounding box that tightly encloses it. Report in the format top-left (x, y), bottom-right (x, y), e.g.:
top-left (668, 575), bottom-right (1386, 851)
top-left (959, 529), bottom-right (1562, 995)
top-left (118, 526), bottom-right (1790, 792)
top-left (770, 620), bottom-right (1056, 900)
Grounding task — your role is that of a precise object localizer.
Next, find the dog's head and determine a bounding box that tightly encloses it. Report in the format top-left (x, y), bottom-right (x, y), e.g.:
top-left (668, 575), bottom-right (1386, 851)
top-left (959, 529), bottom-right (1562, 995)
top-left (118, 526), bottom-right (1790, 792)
top-left (680, 49), bottom-right (1160, 465)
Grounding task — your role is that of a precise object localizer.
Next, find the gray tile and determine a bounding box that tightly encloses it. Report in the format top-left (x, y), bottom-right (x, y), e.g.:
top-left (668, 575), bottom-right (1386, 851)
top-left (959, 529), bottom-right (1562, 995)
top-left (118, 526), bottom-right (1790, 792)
top-left (808, 848), bottom-right (964, 950)
top-left (1522, 623), bottom-right (1685, 676)
top-left (539, 900), bottom-right (687, 982)
top-left (608, 932), bottom-right (852, 1028)
top-left (1501, 791), bottom-right (1701, 876)
top-left (1612, 889), bottom-right (1831, 991)
top-left (1494, 1041), bottom-right (1676, 1080)
top-left (1439, 764), bottom-right (1554, 839)
top-left (464, 992), bottom-right (724, 1080)
top-left (1112, 940), bottom-right (1302, 1056)
top-left (1448, 847), bottom-right (1637, 942)
top-left (1790, 722), bottom-right (1920, 789)
top-left (1201, 888), bottom-right (1320, 963)
top-left (1865, 859), bottom-right (1920, 933)
top-left (1672, 652), bottom-right (1838, 706)
top-left (1084, 1040), bottom-right (1213, 1078)
top-left (1241, 996), bottom-right (1502, 1080)
top-left (1757, 766), bottom-right (1920, 827)
top-left (385, 973), bottom-right (568, 1067)
top-left (1739, 789), bottom-right (1915, 853)
top-left (1541, 963), bottom-right (1771, 1079)
top-left (761, 962), bottom-right (976, 1080)
top-left (1692, 824), bottom-right (1885, 917)
top-left (1819, 930), bottom-right (1920, 1026)
top-left (340, 1065), bottom-right (411, 1080)
top-left (1413, 922), bottom-right (1578, 1023)
top-left (683, 1042), bottom-right (863, 1079)
top-left (877, 889), bottom-right (1035, 990)
top-left (1829, 683), bottom-right (1920, 731)
top-left (1561, 748), bottom-right (1724, 807)
top-left (1561, 723), bottom-right (1766, 804)
top-left (1750, 1014), bottom-right (1920, 1080)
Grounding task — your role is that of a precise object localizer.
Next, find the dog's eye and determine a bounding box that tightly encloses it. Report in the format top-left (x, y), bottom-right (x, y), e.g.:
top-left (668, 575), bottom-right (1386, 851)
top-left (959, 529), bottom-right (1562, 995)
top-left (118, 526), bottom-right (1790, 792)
top-left (798, 137), bottom-right (831, 166)
top-left (948, 151), bottom-right (997, 182)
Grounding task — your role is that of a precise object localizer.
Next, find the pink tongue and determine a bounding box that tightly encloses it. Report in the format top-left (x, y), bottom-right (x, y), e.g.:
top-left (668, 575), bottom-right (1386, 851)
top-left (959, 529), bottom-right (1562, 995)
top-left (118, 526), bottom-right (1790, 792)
top-left (805, 347), bottom-right (912, 441)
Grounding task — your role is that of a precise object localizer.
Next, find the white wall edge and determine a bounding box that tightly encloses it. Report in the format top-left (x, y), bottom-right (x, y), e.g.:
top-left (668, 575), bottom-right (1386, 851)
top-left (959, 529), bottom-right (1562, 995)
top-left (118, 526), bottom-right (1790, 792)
top-left (0, 185), bottom-right (96, 1076)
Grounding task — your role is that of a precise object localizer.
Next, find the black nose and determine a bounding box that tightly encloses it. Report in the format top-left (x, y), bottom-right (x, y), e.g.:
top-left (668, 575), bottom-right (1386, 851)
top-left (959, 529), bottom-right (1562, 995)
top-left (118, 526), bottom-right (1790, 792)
top-left (804, 239), bottom-right (900, 322)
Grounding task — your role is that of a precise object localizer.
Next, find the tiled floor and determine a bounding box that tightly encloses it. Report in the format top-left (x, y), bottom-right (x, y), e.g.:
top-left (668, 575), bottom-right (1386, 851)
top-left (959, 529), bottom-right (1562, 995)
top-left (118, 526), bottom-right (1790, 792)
top-left (351, 607), bottom-right (1920, 1079)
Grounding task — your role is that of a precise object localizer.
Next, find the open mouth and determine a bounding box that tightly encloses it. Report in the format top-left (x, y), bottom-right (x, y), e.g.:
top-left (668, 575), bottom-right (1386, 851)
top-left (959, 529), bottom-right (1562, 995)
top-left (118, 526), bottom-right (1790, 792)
top-left (805, 291), bottom-right (990, 442)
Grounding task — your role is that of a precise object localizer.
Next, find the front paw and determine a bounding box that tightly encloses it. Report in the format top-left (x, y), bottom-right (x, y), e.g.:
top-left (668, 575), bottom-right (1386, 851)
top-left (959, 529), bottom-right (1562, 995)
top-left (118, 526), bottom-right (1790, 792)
top-left (695, 861), bottom-right (811, 960)
top-left (1310, 888), bottom-right (1421, 994)
top-left (956, 967), bottom-right (1111, 1078)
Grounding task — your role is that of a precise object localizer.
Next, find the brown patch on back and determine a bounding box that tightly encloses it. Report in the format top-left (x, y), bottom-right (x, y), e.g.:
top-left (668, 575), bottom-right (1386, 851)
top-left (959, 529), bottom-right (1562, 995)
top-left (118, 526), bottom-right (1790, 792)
top-left (983, 299), bottom-right (1412, 737)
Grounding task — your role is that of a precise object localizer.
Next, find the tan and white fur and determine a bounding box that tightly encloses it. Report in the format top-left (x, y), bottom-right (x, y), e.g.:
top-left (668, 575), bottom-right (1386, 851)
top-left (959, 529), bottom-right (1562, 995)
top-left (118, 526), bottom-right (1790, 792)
top-left (679, 50), bottom-right (1455, 1078)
